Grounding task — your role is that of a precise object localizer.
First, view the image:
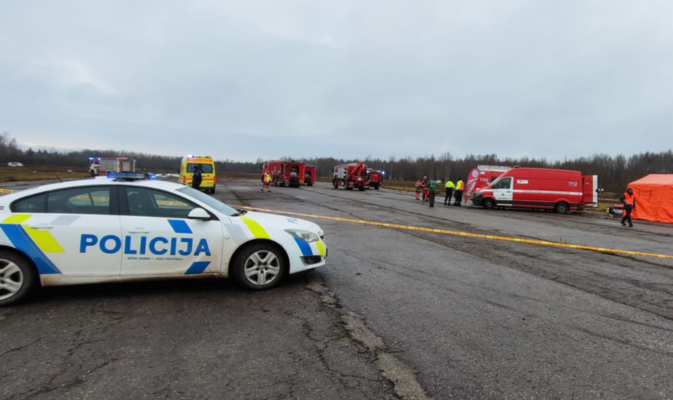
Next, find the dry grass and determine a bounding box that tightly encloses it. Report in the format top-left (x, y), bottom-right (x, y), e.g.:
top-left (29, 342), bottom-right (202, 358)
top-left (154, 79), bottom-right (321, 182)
top-left (0, 166), bottom-right (89, 183)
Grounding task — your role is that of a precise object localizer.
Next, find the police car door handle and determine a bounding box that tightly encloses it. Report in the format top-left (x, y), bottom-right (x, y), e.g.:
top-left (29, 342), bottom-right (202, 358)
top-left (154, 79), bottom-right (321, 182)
top-left (27, 224), bottom-right (53, 230)
top-left (128, 228), bottom-right (149, 234)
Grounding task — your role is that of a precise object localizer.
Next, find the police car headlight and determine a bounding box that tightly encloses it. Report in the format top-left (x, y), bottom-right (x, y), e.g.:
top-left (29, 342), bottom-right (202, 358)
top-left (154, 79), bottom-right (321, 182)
top-left (285, 229), bottom-right (320, 243)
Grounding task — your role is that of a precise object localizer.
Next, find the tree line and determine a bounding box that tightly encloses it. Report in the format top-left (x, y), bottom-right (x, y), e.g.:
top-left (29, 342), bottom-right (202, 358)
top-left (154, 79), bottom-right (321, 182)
top-left (2, 133), bottom-right (671, 192)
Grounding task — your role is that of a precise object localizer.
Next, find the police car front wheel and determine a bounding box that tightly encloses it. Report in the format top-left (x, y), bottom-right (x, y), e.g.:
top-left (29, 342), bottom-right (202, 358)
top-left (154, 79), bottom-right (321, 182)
top-left (0, 251), bottom-right (38, 307)
top-left (232, 243), bottom-right (287, 290)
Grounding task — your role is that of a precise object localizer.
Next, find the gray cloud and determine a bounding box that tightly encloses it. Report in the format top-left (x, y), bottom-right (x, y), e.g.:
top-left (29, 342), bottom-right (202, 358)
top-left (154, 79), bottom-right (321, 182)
top-left (1, 0), bottom-right (672, 162)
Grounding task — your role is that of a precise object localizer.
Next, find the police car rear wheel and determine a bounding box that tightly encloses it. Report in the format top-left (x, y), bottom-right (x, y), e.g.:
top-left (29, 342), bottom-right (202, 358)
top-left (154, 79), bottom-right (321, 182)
top-left (0, 252), bottom-right (37, 307)
top-left (232, 244), bottom-right (287, 290)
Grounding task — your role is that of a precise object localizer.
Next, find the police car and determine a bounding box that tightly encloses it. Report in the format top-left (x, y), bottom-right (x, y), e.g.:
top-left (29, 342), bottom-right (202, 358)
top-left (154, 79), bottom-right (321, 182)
top-left (0, 173), bottom-right (327, 306)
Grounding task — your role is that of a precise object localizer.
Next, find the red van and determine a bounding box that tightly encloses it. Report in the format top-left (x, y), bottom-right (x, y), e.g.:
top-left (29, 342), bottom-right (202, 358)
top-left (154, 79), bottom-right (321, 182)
top-left (471, 168), bottom-right (598, 213)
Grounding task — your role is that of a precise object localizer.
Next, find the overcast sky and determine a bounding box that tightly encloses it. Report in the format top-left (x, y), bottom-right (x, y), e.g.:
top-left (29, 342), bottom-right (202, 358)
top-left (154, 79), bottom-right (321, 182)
top-left (1, 0), bottom-right (671, 162)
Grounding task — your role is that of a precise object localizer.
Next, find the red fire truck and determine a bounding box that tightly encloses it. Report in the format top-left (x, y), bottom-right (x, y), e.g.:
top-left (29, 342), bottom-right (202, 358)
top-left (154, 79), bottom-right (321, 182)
top-left (263, 161), bottom-right (305, 187)
top-left (304, 165), bottom-right (317, 186)
top-left (366, 168), bottom-right (384, 190)
top-left (89, 157), bottom-right (135, 176)
top-left (471, 168), bottom-right (599, 213)
top-left (333, 162), bottom-right (368, 191)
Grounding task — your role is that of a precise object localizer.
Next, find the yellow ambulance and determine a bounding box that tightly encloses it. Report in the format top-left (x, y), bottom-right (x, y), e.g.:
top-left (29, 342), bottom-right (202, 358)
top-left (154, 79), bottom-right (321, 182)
top-left (179, 155), bottom-right (217, 193)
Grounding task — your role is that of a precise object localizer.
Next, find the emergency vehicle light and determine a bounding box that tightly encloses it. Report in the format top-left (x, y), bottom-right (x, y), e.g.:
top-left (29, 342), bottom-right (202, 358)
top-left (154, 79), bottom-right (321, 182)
top-left (109, 172), bottom-right (148, 181)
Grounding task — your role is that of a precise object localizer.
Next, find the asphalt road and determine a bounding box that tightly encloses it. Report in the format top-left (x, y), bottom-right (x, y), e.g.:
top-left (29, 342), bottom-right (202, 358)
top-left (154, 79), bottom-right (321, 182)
top-left (1, 178), bottom-right (673, 400)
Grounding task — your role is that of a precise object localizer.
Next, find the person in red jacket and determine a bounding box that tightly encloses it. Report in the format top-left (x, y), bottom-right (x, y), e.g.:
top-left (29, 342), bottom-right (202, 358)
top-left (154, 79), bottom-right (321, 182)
top-left (620, 187), bottom-right (636, 227)
top-left (421, 176), bottom-right (429, 202)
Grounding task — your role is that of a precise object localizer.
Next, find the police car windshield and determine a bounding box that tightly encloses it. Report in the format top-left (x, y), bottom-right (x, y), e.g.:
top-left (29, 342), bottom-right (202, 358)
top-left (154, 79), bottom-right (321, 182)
top-left (177, 187), bottom-right (238, 216)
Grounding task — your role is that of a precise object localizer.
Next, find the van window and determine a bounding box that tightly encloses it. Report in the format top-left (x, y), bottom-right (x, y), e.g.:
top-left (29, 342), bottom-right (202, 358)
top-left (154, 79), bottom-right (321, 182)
top-left (186, 163), bottom-right (213, 173)
top-left (492, 177), bottom-right (512, 190)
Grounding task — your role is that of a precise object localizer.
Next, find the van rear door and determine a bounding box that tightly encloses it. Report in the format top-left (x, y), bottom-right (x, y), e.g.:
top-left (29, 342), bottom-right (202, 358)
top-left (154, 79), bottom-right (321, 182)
top-left (582, 175), bottom-right (598, 208)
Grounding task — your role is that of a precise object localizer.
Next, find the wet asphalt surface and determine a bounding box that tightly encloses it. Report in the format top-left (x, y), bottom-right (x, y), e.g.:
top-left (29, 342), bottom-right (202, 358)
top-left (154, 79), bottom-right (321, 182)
top-left (1, 178), bottom-right (673, 400)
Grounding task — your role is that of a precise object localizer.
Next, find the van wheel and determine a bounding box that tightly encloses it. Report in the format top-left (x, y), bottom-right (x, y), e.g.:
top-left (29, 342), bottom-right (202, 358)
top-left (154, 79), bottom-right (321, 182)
top-left (555, 202), bottom-right (569, 214)
top-left (0, 251), bottom-right (38, 307)
top-left (483, 199), bottom-right (495, 210)
top-left (231, 243), bottom-right (287, 290)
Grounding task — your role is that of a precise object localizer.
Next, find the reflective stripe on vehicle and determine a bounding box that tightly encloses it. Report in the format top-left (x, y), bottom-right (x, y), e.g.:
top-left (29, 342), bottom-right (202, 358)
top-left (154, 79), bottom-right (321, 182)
top-left (240, 217), bottom-right (270, 239)
top-left (315, 241), bottom-right (326, 257)
top-left (0, 222), bottom-right (62, 275)
top-left (185, 261), bottom-right (210, 275)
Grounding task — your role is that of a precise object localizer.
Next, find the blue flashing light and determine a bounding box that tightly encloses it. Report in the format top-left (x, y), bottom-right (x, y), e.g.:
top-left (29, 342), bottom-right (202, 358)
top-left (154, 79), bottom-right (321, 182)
top-left (146, 173), bottom-right (157, 180)
top-left (109, 172), bottom-right (147, 181)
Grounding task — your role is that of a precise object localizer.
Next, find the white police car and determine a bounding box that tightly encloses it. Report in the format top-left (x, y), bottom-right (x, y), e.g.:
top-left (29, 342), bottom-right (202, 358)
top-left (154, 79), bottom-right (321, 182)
top-left (0, 173), bottom-right (327, 306)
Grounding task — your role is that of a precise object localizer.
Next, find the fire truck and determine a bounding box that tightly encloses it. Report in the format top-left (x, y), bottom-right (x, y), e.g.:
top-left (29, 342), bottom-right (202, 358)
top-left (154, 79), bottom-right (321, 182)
top-left (89, 157), bottom-right (135, 176)
top-left (366, 168), bottom-right (384, 190)
top-left (304, 165), bottom-right (317, 186)
top-left (263, 161), bottom-right (305, 187)
top-left (333, 162), bottom-right (368, 191)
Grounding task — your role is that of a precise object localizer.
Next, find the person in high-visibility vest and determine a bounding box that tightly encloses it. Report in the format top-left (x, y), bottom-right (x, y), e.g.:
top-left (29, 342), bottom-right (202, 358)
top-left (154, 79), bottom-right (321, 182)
top-left (619, 187), bottom-right (636, 227)
top-left (444, 180), bottom-right (455, 205)
top-left (453, 179), bottom-right (464, 206)
top-left (262, 170), bottom-right (272, 192)
top-left (415, 180), bottom-right (422, 200)
top-left (428, 179), bottom-right (437, 207)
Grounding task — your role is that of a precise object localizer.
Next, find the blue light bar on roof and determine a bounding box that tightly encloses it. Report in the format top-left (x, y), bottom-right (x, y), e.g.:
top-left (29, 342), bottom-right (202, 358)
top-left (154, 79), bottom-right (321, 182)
top-left (110, 172), bottom-right (147, 180)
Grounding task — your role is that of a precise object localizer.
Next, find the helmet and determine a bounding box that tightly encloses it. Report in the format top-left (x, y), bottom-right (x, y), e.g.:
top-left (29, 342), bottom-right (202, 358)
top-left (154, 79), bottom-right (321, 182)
top-left (627, 187), bottom-right (633, 193)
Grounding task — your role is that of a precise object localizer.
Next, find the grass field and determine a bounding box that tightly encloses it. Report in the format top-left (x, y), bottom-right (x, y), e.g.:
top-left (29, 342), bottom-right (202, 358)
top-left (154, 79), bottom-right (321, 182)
top-left (0, 166), bottom-right (90, 182)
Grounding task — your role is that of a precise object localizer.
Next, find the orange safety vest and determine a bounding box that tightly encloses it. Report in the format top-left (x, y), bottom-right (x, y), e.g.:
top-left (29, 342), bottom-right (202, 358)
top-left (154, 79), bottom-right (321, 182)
top-left (623, 192), bottom-right (635, 206)
top-left (456, 181), bottom-right (464, 190)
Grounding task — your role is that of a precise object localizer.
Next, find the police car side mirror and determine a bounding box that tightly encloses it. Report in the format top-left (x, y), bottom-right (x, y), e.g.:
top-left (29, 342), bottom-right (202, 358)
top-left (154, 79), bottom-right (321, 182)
top-left (188, 208), bottom-right (211, 220)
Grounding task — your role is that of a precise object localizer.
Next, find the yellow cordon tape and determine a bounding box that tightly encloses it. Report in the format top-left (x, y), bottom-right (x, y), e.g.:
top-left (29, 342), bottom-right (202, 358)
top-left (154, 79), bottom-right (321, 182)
top-left (237, 206), bottom-right (673, 261)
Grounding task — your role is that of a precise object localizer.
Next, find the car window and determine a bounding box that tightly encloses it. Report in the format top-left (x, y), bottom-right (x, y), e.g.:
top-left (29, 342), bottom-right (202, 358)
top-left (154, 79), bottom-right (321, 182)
top-left (11, 194), bottom-right (46, 213)
top-left (47, 187), bottom-right (111, 215)
top-left (177, 187), bottom-right (238, 216)
top-left (186, 163), bottom-right (213, 173)
top-left (126, 187), bottom-right (196, 219)
top-left (492, 177), bottom-right (512, 190)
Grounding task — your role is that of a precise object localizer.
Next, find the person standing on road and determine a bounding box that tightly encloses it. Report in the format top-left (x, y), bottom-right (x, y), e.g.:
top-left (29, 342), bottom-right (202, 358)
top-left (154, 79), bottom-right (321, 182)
top-left (422, 176), bottom-right (429, 202)
top-left (620, 187), bottom-right (636, 227)
top-left (428, 179), bottom-right (437, 207)
top-left (191, 165), bottom-right (203, 190)
top-left (444, 180), bottom-right (454, 205)
top-left (262, 170), bottom-right (272, 192)
top-left (453, 179), bottom-right (464, 206)
top-left (415, 179), bottom-right (422, 200)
